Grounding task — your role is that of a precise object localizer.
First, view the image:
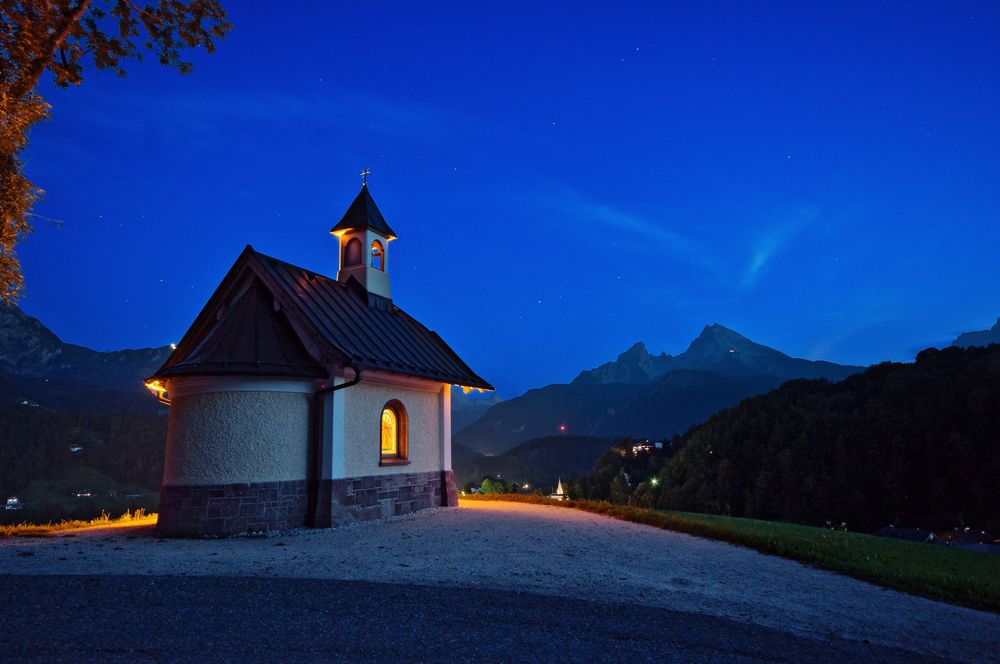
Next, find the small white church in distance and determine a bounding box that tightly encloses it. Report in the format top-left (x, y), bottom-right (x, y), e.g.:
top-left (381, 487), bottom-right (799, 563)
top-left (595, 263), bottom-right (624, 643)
top-left (145, 182), bottom-right (492, 536)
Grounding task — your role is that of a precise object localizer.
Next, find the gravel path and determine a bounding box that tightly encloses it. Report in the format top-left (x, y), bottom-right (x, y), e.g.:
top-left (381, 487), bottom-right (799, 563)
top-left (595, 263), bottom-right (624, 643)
top-left (1, 501), bottom-right (997, 662)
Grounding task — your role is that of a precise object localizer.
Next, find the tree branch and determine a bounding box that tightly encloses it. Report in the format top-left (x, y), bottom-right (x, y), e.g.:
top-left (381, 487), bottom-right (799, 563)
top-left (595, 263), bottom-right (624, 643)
top-left (121, 0), bottom-right (162, 23)
top-left (9, 0), bottom-right (94, 100)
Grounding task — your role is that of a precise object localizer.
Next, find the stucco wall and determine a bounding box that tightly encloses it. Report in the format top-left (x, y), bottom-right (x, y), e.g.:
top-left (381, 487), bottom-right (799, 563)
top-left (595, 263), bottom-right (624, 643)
top-left (163, 390), bottom-right (310, 486)
top-left (342, 381), bottom-right (442, 476)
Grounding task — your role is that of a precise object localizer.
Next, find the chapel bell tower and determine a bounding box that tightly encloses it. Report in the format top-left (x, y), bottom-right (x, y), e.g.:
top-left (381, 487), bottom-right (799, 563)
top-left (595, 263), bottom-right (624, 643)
top-left (330, 175), bottom-right (396, 300)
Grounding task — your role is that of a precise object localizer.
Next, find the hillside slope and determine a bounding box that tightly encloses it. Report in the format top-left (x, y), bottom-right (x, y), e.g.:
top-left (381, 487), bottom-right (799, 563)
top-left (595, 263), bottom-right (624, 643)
top-left (453, 435), bottom-right (614, 491)
top-left (451, 390), bottom-right (504, 431)
top-left (0, 305), bottom-right (170, 413)
top-left (657, 345), bottom-right (1000, 532)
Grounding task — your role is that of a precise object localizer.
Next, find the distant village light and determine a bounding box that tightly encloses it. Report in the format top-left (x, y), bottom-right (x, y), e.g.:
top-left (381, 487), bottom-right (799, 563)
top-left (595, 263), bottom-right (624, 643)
top-left (559, 424), bottom-right (567, 432)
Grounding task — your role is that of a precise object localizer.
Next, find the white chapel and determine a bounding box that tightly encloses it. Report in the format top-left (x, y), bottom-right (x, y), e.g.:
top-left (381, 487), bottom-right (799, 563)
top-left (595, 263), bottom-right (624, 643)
top-left (145, 183), bottom-right (492, 536)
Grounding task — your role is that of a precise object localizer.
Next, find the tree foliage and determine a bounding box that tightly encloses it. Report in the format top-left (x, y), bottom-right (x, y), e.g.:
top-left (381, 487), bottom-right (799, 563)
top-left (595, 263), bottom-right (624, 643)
top-left (573, 437), bottom-right (679, 505)
top-left (478, 476), bottom-right (518, 494)
top-left (0, 406), bottom-right (166, 498)
top-left (0, 0), bottom-right (231, 302)
top-left (654, 345), bottom-right (1000, 532)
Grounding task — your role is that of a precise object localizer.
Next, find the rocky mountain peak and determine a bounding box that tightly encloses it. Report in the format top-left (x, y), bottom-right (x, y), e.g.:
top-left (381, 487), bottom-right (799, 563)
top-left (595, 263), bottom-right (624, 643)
top-left (681, 323), bottom-right (779, 360)
top-left (572, 340), bottom-right (672, 386)
top-left (0, 305), bottom-right (172, 410)
top-left (0, 305), bottom-right (81, 375)
top-left (616, 341), bottom-right (650, 363)
top-left (690, 323), bottom-right (754, 349)
top-left (951, 316), bottom-right (1000, 349)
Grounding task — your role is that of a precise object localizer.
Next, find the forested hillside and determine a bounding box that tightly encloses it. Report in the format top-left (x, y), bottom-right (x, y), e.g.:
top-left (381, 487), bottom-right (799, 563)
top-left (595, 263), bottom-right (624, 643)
top-left (453, 435), bottom-right (613, 491)
top-left (0, 305), bottom-right (170, 413)
top-left (655, 345), bottom-right (1000, 532)
top-left (0, 408), bottom-right (165, 522)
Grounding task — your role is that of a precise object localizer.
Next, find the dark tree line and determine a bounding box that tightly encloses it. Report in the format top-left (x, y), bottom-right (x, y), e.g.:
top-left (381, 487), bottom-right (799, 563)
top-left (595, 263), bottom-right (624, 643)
top-left (0, 407), bottom-right (166, 498)
top-left (659, 345), bottom-right (1000, 532)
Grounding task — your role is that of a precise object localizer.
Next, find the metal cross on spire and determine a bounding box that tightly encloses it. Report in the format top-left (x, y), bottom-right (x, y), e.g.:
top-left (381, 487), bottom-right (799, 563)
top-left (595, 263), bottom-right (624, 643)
top-left (360, 166), bottom-right (371, 186)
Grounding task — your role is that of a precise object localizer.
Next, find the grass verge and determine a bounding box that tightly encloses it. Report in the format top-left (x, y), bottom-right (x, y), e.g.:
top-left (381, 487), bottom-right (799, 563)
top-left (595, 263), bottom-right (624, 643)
top-left (460, 494), bottom-right (1000, 613)
top-left (0, 508), bottom-right (158, 538)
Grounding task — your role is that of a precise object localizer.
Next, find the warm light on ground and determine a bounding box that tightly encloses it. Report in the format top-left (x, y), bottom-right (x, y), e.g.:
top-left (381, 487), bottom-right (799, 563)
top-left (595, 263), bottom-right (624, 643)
top-left (0, 509), bottom-right (158, 538)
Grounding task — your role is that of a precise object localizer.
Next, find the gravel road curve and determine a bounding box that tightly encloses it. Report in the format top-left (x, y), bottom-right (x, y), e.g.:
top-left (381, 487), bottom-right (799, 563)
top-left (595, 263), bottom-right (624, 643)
top-left (1, 501), bottom-right (996, 662)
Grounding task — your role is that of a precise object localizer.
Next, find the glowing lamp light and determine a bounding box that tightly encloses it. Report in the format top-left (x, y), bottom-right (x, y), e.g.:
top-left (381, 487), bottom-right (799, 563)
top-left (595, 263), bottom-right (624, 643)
top-left (651, 477), bottom-right (660, 487)
top-left (558, 424), bottom-right (567, 432)
top-left (457, 385), bottom-right (492, 395)
top-left (144, 379), bottom-right (171, 406)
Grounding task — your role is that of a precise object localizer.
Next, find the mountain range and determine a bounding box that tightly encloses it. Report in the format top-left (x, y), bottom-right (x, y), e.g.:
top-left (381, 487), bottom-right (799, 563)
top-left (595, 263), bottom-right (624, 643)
top-left (451, 390), bottom-right (504, 431)
top-left (454, 324), bottom-right (864, 456)
top-left (951, 317), bottom-right (1000, 349)
top-left (574, 325), bottom-right (860, 385)
top-left (0, 305), bottom-right (171, 414)
top-left (4, 302), bottom-right (997, 505)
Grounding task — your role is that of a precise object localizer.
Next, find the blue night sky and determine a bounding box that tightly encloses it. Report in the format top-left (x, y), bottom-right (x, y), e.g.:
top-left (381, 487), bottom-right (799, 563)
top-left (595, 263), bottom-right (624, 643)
top-left (18, 1), bottom-right (1000, 397)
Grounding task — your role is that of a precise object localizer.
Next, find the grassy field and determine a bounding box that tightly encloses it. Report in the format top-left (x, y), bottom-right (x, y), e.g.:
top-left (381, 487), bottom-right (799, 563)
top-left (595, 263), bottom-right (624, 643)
top-left (0, 509), bottom-right (157, 538)
top-left (460, 494), bottom-right (1000, 613)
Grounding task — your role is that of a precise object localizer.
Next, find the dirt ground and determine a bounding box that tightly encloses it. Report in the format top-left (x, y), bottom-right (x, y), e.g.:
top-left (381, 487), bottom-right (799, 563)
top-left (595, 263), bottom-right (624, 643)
top-left (1, 501), bottom-right (997, 662)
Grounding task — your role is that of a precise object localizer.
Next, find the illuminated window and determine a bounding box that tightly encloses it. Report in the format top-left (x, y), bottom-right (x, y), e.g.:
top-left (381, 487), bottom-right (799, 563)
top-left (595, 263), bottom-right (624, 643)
top-left (371, 240), bottom-right (384, 271)
top-left (380, 400), bottom-right (407, 462)
top-left (344, 237), bottom-right (362, 266)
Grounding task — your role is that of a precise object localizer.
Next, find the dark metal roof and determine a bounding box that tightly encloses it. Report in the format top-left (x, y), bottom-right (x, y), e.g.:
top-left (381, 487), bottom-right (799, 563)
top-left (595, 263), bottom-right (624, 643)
top-left (251, 249), bottom-right (493, 389)
top-left (156, 278), bottom-right (326, 379)
top-left (152, 246), bottom-right (493, 391)
top-left (329, 186), bottom-right (397, 239)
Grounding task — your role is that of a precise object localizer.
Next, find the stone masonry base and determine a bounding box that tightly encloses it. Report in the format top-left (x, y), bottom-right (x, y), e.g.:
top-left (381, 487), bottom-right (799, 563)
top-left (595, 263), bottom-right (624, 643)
top-left (318, 469), bottom-right (459, 527)
top-left (157, 470), bottom-right (458, 537)
top-left (157, 480), bottom-right (310, 537)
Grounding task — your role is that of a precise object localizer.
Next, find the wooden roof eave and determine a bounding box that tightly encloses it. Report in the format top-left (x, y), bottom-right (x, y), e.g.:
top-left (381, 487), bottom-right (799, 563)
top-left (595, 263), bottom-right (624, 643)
top-left (242, 250), bottom-right (351, 378)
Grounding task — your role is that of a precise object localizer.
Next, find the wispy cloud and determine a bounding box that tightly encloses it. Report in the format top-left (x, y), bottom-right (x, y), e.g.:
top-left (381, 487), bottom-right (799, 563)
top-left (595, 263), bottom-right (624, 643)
top-left (536, 186), bottom-right (720, 271)
top-left (53, 87), bottom-right (448, 150)
top-left (742, 206), bottom-right (820, 288)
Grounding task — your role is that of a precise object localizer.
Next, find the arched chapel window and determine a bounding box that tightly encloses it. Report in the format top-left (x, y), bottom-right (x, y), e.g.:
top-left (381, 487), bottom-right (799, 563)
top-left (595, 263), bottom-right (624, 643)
top-left (344, 237), bottom-right (362, 266)
top-left (371, 240), bottom-right (385, 271)
top-left (380, 400), bottom-right (408, 463)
